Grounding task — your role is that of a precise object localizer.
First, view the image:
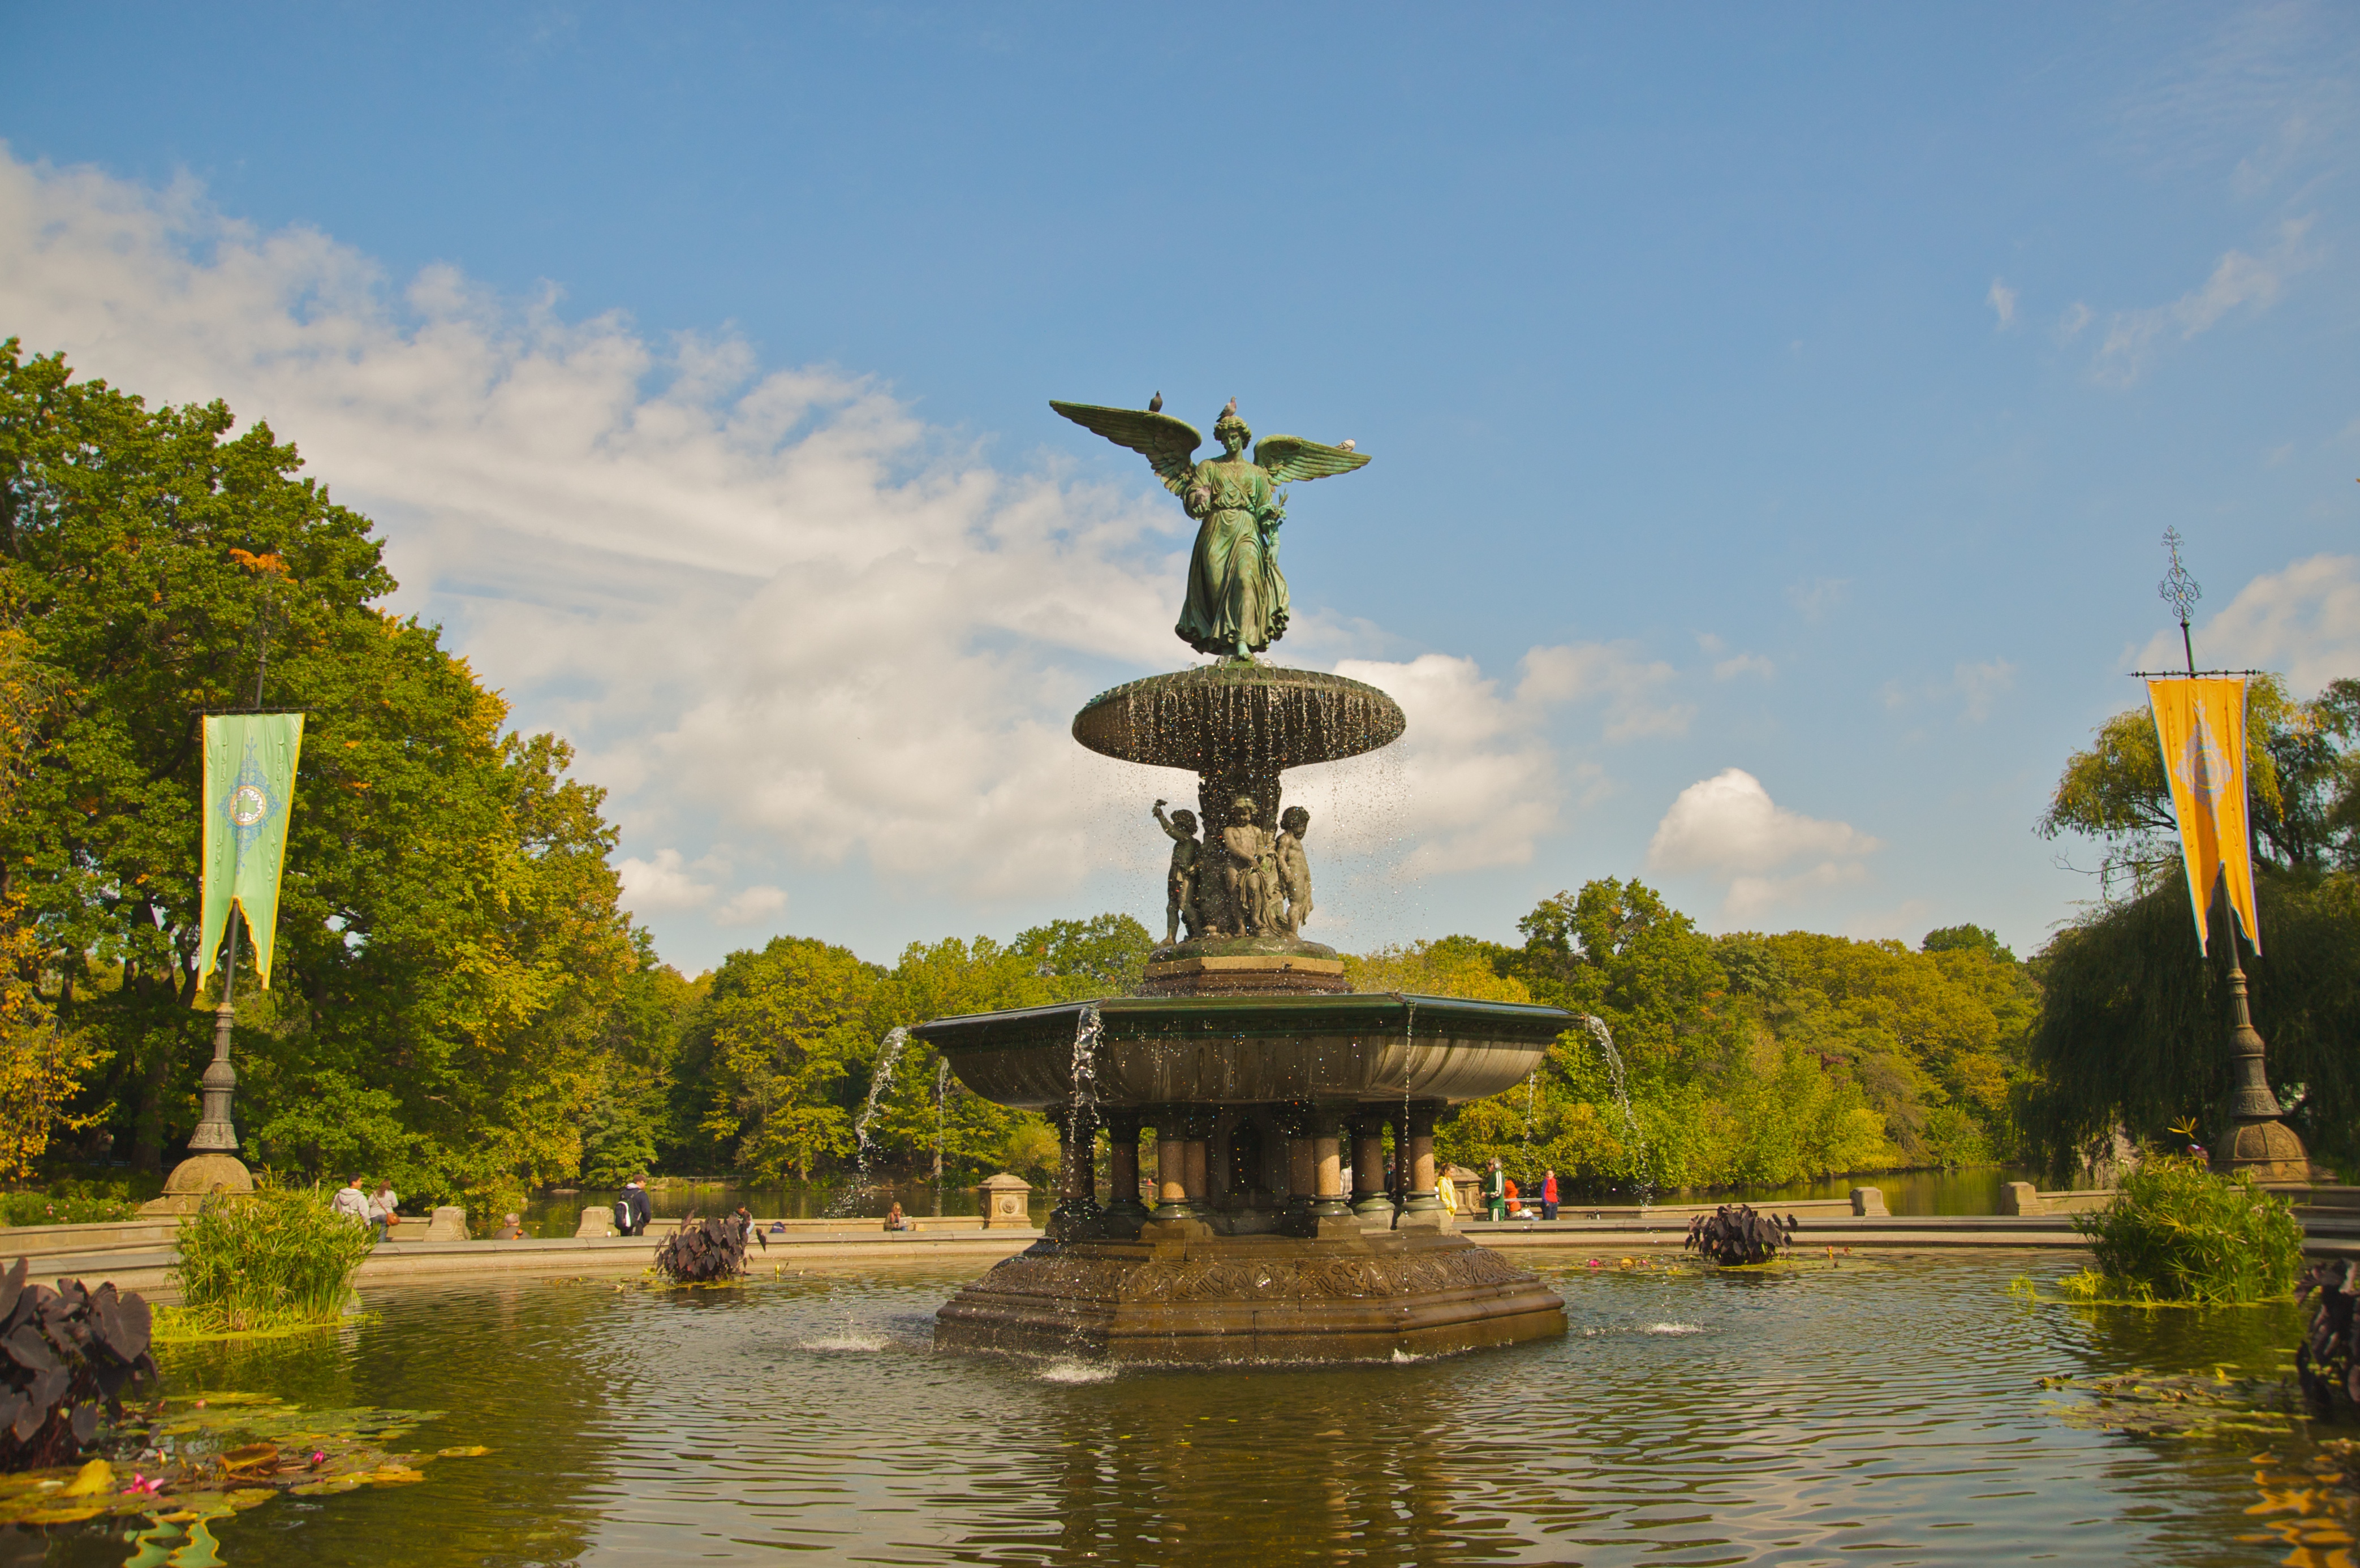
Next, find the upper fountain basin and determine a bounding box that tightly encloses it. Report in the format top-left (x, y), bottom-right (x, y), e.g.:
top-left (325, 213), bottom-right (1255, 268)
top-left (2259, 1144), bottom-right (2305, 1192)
top-left (914, 992), bottom-right (1573, 1112)
top-left (1071, 665), bottom-right (1406, 773)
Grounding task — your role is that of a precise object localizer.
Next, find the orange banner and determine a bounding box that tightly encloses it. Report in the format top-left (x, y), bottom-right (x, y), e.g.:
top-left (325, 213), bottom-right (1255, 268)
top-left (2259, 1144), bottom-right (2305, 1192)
top-left (2147, 677), bottom-right (2260, 954)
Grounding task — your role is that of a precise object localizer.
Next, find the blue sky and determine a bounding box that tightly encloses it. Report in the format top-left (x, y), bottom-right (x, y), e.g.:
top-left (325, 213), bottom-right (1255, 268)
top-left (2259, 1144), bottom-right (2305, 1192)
top-left (2, 3), bottom-right (2355, 970)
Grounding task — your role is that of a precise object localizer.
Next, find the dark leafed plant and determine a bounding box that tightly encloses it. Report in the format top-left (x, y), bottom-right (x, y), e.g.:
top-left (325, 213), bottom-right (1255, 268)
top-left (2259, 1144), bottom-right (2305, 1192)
top-left (2298, 1259), bottom-right (2360, 1415)
top-left (652, 1214), bottom-right (746, 1283)
top-left (0, 1257), bottom-right (157, 1471)
top-left (1684, 1204), bottom-right (1798, 1267)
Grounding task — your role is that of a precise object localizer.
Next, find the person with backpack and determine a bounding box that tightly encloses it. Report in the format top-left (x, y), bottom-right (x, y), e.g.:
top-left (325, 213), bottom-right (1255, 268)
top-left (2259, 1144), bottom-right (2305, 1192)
top-left (614, 1174), bottom-right (653, 1237)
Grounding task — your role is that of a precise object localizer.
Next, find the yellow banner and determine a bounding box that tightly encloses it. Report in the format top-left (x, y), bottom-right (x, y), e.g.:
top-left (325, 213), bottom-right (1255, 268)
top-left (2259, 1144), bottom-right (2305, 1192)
top-left (2147, 677), bottom-right (2259, 954)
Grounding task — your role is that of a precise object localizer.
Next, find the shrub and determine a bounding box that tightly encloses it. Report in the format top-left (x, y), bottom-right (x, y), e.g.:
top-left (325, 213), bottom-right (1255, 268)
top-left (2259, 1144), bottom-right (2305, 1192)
top-left (653, 1214), bottom-right (745, 1283)
top-left (170, 1185), bottom-right (374, 1332)
top-left (0, 1258), bottom-right (157, 1471)
top-left (0, 1191), bottom-right (136, 1226)
top-left (1685, 1204), bottom-right (1797, 1267)
top-left (2073, 1153), bottom-right (2303, 1304)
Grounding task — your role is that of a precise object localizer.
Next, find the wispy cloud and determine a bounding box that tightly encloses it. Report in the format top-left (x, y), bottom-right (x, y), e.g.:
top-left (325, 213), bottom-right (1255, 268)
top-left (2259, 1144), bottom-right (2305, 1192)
top-left (1787, 578), bottom-right (1849, 623)
top-left (2091, 217), bottom-right (2319, 385)
top-left (1987, 278), bottom-right (2018, 329)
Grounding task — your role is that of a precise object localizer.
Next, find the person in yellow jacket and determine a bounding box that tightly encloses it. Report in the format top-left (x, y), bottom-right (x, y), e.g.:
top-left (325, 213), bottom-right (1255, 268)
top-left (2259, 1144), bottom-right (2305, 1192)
top-left (1436, 1167), bottom-right (1458, 1215)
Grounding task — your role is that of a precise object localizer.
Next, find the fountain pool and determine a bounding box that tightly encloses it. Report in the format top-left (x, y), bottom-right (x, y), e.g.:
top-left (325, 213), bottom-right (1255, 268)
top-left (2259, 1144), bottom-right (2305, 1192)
top-left (76, 1251), bottom-right (2331, 1567)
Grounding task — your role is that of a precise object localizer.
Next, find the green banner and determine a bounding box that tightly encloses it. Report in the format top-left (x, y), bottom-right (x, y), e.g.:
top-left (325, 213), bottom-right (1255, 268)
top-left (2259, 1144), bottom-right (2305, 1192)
top-left (197, 713), bottom-right (305, 998)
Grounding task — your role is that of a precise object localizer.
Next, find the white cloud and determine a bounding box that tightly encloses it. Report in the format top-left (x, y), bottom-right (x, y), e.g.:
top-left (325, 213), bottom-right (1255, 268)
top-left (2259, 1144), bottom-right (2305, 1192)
top-left (2134, 553), bottom-right (2360, 694)
top-left (1713, 652), bottom-right (1775, 682)
top-left (617, 849), bottom-right (717, 915)
top-left (1953, 659), bottom-right (2016, 722)
top-left (1987, 278), bottom-right (2018, 329)
top-left (0, 149), bottom-right (1185, 911)
top-left (1787, 578), bottom-right (1849, 622)
top-left (2092, 217), bottom-right (2319, 386)
top-left (713, 885), bottom-right (789, 927)
top-left (1646, 768), bottom-right (1881, 921)
top-left (1328, 641), bottom-right (1653, 876)
top-left (2058, 301), bottom-right (2094, 339)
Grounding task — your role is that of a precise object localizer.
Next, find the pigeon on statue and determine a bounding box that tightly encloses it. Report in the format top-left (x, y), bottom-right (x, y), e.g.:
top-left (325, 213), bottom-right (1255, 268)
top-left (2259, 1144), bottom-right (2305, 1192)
top-left (1222, 397), bottom-right (1238, 417)
top-left (1148, 391), bottom-right (1162, 413)
top-left (1338, 438), bottom-right (1355, 452)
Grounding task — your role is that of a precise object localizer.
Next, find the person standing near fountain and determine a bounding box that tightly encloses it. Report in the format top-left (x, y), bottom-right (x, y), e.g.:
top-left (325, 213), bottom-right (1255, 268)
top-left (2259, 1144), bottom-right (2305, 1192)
top-left (1151, 800), bottom-right (1203, 945)
top-left (1276, 806), bottom-right (1314, 936)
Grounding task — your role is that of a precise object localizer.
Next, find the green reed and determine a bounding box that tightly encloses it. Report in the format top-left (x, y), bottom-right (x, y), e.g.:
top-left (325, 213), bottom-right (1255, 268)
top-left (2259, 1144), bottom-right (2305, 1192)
top-left (169, 1184), bottom-right (375, 1333)
top-left (2073, 1154), bottom-right (2304, 1304)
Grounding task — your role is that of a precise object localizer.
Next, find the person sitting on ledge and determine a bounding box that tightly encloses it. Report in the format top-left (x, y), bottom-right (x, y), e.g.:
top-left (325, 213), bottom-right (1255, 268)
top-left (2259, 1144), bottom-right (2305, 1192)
top-left (330, 1174), bottom-right (371, 1228)
top-left (883, 1201), bottom-right (916, 1233)
top-left (492, 1212), bottom-right (526, 1240)
top-left (1504, 1176), bottom-right (1522, 1217)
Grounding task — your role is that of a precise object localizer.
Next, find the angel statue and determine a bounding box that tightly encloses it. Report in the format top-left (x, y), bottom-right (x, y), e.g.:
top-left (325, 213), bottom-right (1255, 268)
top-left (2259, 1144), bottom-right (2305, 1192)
top-left (1051, 399), bottom-right (1370, 659)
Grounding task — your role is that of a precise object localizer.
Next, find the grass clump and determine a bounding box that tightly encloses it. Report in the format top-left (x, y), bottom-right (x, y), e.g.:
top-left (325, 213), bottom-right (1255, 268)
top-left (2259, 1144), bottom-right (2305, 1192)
top-left (2072, 1153), bottom-right (2303, 1304)
top-left (168, 1184), bottom-right (373, 1334)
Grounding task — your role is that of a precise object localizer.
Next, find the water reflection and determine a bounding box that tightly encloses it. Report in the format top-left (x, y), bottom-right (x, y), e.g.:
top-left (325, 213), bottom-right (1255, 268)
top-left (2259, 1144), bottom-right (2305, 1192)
top-left (13, 1252), bottom-right (2338, 1566)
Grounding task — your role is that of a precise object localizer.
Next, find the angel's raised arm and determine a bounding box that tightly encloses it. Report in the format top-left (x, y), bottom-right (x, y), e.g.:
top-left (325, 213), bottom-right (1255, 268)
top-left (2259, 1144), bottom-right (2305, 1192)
top-left (1050, 402), bottom-right (1204, 497)
top-left (1251, 436), bottom-right (1371, 487)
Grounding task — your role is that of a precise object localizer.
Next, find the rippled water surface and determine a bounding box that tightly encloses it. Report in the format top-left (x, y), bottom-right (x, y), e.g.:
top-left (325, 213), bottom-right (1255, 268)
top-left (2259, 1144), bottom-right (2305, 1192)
top-left (32, 1251), bottom-right (2342, 1566)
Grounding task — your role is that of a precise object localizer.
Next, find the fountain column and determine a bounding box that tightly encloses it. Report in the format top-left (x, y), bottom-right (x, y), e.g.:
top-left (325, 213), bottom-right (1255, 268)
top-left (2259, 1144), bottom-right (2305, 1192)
top-left (1350, 1113), bottom-right (1392, 1218)
top-left (1308, 1104), bottom-right (1352, 1222)
top-left (1181, 1110), bottom-right (1213, 1207)
top-left (1279, 1102), bottom-right (1315, 1224)
top-left (1104, 1111), bottom-right (1149, 1232)
top-left (1052, 1107), bottom-right (1101, 1237)
top-left (1401, 1101), bottom-right (1443, 1213)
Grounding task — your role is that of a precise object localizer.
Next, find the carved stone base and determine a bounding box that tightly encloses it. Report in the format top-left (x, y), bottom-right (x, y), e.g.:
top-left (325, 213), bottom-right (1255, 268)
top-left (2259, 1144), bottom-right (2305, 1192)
top-left (1142, 934), bottom-right (1349, 997)
top-left (2221, 1116), bottom-right (2312, 1187)
top-left (933, 1227), bottom-right (1565, 1363)
top-left (138, 1152), bottom-right (255, 1216)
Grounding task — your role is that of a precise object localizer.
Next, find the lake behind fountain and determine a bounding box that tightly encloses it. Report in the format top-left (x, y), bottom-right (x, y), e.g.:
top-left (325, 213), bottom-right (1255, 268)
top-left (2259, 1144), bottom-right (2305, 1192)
top-left (43, 1250), bottom-right (2334, 1566)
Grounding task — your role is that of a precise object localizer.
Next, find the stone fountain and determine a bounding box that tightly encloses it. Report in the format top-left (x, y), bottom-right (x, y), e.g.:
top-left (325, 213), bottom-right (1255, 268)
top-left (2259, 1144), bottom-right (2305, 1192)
top-left (916, 398), bottom-right (1569, 1362)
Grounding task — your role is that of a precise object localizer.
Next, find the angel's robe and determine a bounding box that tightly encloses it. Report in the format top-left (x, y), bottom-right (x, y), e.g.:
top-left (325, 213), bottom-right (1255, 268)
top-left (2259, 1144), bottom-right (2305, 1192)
top-left (1175, 458), bottom-right (1289, 656)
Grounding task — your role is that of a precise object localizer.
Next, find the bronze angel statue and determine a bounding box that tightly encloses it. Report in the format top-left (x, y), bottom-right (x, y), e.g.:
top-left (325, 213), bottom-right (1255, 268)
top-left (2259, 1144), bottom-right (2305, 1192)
top-left (1052, 399), bottom-right (1370, 660)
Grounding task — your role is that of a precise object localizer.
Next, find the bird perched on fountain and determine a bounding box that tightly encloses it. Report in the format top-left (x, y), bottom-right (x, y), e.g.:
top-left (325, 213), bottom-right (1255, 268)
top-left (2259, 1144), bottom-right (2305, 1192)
top-left (1222, 396), bottom-right (1237, 417)
top-left (1148, 391), bottom-right (1162, 413)
top-left (1338, 438), bottom-right (1355, 452)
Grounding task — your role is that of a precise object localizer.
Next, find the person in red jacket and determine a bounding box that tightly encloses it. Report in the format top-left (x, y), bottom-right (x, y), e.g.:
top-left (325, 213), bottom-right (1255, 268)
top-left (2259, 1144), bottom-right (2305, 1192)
top-left (1541, 1168), bottom-right (1560, 1221)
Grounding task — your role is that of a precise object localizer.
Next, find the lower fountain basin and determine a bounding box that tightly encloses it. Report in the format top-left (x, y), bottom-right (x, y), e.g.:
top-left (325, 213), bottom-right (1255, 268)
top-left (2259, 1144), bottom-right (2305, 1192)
top-left (914, 992), bottom-right (1571, 1111)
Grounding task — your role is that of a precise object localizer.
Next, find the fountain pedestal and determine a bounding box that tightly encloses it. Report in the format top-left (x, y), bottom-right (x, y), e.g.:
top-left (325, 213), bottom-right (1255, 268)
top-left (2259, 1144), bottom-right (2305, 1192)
top-left (933, 1225), bottom-right (1564, 1363)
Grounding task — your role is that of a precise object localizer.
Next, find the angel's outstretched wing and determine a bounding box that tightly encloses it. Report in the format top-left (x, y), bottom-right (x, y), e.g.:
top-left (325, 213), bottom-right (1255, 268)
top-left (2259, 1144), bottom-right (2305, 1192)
top-left (1050, 401), bottom-right (1203, 496)
top-left (1252, 436), bottom-right (1371, 486)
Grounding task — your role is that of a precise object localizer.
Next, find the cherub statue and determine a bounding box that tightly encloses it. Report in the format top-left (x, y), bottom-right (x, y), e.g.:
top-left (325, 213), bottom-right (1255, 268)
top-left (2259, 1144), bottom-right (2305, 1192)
top-left (1276, 805), bottom-right (1313, 937)
top-left (1049, 399), bottom-right (1370, 660)
top-left (1218, 794), bottom-right (1278, 936)
top-left (1151, 799), bottom-right (1201, 945)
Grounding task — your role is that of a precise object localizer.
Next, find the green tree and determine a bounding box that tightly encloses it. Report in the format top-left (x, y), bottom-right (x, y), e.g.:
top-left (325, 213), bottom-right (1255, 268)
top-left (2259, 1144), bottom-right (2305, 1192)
top-left (0, 343), bottom-right (642, 1211)
top-left (684, 936), bottom-right (881, 1182)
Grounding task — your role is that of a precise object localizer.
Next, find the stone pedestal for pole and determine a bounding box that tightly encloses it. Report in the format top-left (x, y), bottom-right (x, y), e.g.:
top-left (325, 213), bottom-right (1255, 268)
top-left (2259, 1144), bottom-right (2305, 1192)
top-left (142, 996), bottom-right (255, 1216)
top-left (2217, 946), bottom-right (2311, 1186)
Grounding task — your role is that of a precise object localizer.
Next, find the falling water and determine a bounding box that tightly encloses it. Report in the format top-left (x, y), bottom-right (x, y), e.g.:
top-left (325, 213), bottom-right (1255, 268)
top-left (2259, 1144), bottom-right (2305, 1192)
top-left (827, 1026), bottom-right (910, 1217)
top-left (1578, 1014), bottom-right (1652, 1204)
top-left (932, 1057), bottom-right (951, 1216)
top-left (1069, 1002), bottom-right (1103, 1117)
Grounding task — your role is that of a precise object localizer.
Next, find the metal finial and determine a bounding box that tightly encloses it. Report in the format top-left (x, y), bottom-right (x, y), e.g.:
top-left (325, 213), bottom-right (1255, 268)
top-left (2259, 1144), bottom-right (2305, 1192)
top-left (2159, 527), bottom-right (2202, 675)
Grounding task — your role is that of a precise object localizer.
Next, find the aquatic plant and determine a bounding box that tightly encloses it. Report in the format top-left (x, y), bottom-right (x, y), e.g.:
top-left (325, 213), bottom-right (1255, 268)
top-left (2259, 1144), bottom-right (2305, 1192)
top-left (2297, 1259), bottom-right (2360, 1413)
top-left (653, 1214), bottom-right (746, 1282)
top-left (1683, 1204), bottom-right (1797, 1267)
top-left (170, 1185), bottom-right (373, 1333)
top-left (0, 1257), bottom-right (157, 1472)
top-left (2072, 1154), bottom-right (2303, 1304)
